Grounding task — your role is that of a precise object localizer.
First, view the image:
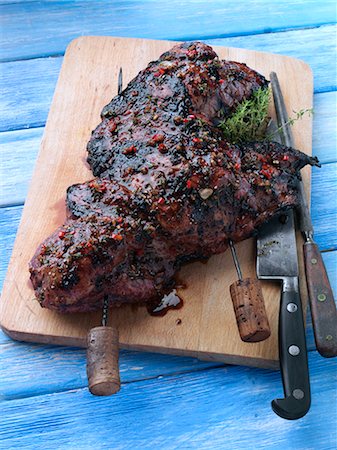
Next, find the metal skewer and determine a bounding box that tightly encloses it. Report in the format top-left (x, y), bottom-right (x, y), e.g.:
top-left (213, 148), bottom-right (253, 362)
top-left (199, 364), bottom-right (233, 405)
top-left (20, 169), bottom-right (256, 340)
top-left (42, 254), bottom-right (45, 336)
top-left (229, 240), bottom-right (243, 281)
top-left (118, 68), bottom-right (123, 95)
top-left (229, 240), bottom-right (271, 342)
top-left (101, 295), bottom-right (109, 327)
top-left (85, 67), bottom-right (125, 396)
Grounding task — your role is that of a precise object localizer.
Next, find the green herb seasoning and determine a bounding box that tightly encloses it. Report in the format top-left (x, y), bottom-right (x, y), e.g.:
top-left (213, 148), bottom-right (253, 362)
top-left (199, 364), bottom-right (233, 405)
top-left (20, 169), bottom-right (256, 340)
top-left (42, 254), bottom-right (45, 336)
top-left (218, 86), bottom-right (314, 144)
top-left (218, 87), bottom-right (270, 143)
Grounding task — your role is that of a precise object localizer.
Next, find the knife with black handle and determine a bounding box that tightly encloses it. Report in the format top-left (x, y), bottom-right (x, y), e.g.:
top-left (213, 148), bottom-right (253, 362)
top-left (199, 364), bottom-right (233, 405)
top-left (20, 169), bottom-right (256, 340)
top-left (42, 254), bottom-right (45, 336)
top-left (257, 92), bottom-right (310, 419)
top-left (270, 72), bottom-right (337, 358)
top-left (257, 210), bottom-right (311, 419)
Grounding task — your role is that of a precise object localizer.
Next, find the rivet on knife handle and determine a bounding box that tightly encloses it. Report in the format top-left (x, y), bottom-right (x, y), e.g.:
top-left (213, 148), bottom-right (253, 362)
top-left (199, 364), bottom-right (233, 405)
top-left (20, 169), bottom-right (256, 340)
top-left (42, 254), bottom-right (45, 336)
top-left (270, 71), bottom-right (337, 358)
top-left (303, 242), bottom-right (337, 357)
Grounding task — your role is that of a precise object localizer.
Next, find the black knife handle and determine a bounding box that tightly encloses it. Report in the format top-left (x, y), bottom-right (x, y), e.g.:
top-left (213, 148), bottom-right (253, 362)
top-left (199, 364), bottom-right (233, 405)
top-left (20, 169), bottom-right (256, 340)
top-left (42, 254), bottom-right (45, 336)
top-left (303, 242), bottom-right (337, 357)
top-left (272, 279), bottom-right (311, 420)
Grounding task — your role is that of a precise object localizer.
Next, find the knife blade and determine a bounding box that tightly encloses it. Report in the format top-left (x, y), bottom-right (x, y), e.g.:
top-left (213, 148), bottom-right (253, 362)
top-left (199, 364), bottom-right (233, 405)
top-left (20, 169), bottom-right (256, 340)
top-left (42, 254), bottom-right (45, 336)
top-left (257, 83), bottom-right (310, 419)
top-left (270, 72), bottom-right (337, 358)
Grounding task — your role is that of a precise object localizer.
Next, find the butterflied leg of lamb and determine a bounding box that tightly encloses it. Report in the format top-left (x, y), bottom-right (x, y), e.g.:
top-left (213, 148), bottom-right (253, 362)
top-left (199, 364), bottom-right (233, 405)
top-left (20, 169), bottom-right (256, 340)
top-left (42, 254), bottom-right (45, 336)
top-left (29, 42), bottom-right (318, 313)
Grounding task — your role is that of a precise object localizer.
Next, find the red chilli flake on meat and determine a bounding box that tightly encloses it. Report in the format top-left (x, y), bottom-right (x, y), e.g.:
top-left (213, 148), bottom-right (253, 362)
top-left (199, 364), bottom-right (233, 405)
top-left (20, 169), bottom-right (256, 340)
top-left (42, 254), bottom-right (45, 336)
top-left (58, 231), bottom-right (66, 239)
top-left (158, 197), bottom-right (165, 205)
top-left (183, 114), bottom-right (196, 123)
top-left (283, 155), bottom-right (289, 161)
top-left (234, 162), bottom-right (241, 170)
top-left (111, 233), bottom-right (123, 241)
top-left (123, 145), bottom-right (137, 155)
top-left (40, 244), bottom-right (47, 255)
top-left (158, 143), bottom-right (167, 153)
top-left (193, 137), bottom-right (201, 144)
top-left (154, 68), bottom-right (166, 77)
top-left (261, 169), bottom-right (272, 180)
top-left (219, 79), bottom-right (225, 84)
top-left (186, 175), bottom-right (199, 189)
top-left (187, 50), bottom-right (197, 59)
top-left (89, 181), bottom-right (107, 193)
top-left (152, 134), bottom-right (165, 143)
top-left (108, 121), bottom-right (117, 133)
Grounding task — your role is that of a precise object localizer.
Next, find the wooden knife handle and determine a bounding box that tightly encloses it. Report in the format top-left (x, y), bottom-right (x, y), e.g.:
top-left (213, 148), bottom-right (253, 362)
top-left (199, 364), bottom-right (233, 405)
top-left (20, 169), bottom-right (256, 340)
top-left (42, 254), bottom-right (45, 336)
top-left (230, 278), bottom-right (271, 342)
top-left (86, 326), bottom-right (121, 395)
top-left (303, 242), bottom-right (337, 358)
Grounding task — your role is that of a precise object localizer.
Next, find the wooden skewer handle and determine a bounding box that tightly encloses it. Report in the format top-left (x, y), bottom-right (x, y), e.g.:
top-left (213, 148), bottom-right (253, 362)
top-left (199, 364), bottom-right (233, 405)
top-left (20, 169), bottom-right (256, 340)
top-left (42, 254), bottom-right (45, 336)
top-left (230, 278), bottom-right (271, 343)
top-left (86, 326), bottom-right (121, 396)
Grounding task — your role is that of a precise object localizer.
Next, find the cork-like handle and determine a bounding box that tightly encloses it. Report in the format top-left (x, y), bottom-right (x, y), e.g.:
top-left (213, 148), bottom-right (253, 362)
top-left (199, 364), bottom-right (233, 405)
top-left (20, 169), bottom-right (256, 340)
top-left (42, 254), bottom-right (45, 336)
top-left (304, 242), bottom-right (337, 358)
top-left (86, 326), bottom-right (121, 395)
top-left (230, 278), bottom-right (271, 342)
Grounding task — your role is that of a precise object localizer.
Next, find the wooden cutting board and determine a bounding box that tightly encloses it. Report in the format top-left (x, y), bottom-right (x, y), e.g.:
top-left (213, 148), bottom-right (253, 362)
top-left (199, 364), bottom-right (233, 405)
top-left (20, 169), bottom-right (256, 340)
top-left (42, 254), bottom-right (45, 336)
top-left (0, 37), bottom-right (313, 369)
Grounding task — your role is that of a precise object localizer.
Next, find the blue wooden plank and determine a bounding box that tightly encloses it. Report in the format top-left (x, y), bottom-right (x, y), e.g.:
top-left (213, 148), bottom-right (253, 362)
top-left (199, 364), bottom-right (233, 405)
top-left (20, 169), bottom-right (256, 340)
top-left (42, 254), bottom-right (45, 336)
top-left (207, 24), bottom-right (337, 94)
top-left (1, 0), bottom-right (336, 61)
top-left (0, 343), bottom-right (219, 400)
top-left (0, 330), bottom-right (11, 344)
top-left (0, 57), bottom-right (62, 132)
top-left (1, 26), bottom-right (336, 133)
top-left (313, 91), bottom-right (337, 164)
top-left (0, 127), bottom-right (43, 206)
top-left (0, 205), bottom-right (21, 291)
top-left (311, 162), bottom-right (337, 251)
top-left (0, 351), bottom-right (335, 449)
top-left (1, 91), bottom-right (335, 207)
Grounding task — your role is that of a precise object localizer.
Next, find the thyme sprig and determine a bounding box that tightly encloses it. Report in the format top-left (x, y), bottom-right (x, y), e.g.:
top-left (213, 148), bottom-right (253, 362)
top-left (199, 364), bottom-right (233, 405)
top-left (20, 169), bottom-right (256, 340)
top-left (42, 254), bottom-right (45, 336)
top-left (218, 86), bottom-right (313, 144)
top-left (218, 87), bottom-right (271, 143)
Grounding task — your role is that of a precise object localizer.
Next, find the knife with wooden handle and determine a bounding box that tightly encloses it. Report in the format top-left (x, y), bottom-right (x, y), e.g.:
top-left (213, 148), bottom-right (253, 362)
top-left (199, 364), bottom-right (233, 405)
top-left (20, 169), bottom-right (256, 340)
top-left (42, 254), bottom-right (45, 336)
top-left (270, 72), bottom-right (337, 358)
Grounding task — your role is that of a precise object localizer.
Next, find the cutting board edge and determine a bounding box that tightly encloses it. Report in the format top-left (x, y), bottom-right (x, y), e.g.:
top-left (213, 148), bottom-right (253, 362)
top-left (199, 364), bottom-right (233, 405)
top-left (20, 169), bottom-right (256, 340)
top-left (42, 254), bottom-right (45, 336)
top-left (0, 322), bottom-right (279, 370)
top-left (67, 35), bottom-right (314, 77)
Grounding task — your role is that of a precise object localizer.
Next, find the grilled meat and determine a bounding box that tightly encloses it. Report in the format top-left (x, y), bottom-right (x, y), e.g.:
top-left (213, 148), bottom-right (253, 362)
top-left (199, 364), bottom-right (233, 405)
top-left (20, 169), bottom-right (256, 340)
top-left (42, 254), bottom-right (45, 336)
top-left (29, 42), bottom-right (318, 313)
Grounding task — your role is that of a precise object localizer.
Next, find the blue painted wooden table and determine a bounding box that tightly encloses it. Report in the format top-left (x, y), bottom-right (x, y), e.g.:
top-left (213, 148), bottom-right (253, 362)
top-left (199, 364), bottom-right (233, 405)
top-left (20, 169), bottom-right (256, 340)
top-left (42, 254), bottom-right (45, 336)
top-left (1, 1), bottom-right (336, 448)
